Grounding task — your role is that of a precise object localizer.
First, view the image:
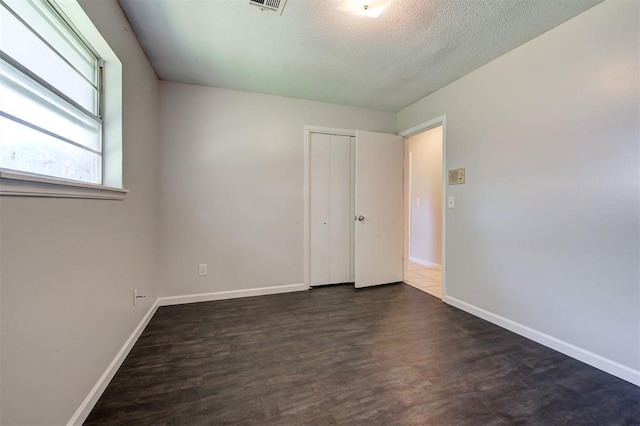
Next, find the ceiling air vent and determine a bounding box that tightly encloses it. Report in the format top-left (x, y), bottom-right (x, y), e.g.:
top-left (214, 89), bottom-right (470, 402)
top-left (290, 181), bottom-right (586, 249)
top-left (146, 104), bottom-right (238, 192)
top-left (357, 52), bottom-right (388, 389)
top-left (249, 0), bottom-right (287, 14)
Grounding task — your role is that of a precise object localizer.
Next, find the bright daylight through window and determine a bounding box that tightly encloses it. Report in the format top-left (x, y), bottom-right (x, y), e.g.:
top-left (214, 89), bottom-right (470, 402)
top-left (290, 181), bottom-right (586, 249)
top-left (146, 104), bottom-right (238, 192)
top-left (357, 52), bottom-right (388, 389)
top-left (0, 0), bottom-right (103, 184)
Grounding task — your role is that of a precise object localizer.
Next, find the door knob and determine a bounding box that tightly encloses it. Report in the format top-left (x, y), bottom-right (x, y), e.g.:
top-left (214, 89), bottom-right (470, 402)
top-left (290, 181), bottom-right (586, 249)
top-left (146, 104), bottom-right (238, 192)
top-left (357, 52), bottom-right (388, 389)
top-left (357, 215), bottom-right (365, 222)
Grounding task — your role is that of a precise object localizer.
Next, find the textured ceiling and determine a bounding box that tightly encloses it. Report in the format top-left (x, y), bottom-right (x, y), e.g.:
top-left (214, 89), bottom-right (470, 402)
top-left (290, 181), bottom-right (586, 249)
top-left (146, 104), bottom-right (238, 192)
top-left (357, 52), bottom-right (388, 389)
top-left (118, 0), bottom-right (602, 111)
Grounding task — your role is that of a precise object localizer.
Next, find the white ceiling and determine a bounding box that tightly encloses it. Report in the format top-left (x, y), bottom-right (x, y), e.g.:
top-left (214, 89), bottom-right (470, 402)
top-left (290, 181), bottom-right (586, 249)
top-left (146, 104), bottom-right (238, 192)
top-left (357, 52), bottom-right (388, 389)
top-left (118, 0), bottom-right (602, 111)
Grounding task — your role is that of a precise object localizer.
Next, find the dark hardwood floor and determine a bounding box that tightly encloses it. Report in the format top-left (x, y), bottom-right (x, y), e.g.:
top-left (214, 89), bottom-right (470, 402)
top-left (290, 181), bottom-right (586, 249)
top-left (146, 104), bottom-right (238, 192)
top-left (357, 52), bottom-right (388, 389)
top-left (85, 284), bottom-right (640, 425)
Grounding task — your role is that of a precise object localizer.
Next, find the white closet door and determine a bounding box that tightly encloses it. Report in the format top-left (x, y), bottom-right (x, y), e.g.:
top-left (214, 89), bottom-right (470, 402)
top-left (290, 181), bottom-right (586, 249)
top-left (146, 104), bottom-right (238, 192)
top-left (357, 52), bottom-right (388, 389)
top-left (310, 133), bottom-right (353, 286)
top-left (354, 130), bottom-right (403, 288)
top-left (310, 133), bottom-right (331, 286)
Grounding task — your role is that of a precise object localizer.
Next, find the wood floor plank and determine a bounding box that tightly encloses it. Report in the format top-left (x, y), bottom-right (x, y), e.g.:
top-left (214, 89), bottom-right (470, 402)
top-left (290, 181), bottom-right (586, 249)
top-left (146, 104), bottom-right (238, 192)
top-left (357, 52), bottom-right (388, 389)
top-left (85, 284), bottom-right (640, 425)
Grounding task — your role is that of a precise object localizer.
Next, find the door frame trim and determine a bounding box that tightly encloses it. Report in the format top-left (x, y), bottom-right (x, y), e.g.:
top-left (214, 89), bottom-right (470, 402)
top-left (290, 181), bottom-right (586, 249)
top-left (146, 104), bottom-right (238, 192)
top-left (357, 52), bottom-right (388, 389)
top-left (400, 115), bottom-right (447, 299)
top-left (303, 126), bottom-right (356, 290)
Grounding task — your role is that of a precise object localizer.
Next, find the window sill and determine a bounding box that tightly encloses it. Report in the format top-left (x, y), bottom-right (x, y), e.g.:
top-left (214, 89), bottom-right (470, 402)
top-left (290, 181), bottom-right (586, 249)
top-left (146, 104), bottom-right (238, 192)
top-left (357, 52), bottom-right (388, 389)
top-left (0, 171), bottom-right (129, 200)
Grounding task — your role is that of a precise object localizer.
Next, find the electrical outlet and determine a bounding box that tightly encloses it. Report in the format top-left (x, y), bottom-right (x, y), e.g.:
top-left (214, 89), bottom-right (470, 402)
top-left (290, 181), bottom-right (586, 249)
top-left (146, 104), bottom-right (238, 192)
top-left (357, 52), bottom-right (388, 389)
top-left (198, 264), bottom-right (207, 276)
top-left (133, 288), bottom-right (146, 306)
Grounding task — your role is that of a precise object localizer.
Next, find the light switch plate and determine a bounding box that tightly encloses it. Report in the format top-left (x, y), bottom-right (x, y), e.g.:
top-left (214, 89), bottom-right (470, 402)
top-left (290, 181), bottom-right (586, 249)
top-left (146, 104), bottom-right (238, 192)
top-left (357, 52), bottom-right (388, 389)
top-left (448, 168), bottom-right (465, 185)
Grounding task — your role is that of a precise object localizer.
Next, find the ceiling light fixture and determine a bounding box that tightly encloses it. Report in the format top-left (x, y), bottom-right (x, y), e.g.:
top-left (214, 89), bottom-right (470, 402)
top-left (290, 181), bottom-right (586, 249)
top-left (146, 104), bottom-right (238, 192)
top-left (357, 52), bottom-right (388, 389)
top-left (339, 0), bottom-right (389, 18)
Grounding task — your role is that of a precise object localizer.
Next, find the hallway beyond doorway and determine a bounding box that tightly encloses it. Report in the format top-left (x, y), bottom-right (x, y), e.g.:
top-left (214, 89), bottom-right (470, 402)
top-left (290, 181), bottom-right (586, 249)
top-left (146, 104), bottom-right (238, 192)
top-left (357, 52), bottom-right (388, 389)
top-left (405, 261), bottom-right (441, 298)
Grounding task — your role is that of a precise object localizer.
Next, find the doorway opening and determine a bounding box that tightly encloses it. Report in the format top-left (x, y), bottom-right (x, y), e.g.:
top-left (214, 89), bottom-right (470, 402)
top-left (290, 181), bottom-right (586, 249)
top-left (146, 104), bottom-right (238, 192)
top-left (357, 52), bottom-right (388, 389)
top-left (402, 122), bottom-right (445, 299)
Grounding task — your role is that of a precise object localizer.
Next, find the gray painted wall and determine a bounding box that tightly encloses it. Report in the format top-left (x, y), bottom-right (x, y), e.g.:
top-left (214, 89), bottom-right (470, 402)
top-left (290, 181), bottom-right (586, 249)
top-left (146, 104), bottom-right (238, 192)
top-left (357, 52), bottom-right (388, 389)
top-left (157, 82), bottom-right (396, 297)
top-left (399, 0), bottom-right (639, 372)
top-left (0, 1), bottom-right (160, 423)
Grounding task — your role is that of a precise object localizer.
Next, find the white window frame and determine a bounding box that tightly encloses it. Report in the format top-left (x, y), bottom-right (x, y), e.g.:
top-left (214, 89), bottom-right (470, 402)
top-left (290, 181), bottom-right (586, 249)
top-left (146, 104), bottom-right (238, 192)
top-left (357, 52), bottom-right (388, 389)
top-left (0, 0), bottom-right (127, 200)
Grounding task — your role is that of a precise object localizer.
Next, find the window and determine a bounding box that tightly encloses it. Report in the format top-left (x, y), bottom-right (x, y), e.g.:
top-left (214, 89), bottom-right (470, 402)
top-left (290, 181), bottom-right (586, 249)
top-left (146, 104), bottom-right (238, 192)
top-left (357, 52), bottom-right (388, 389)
top-left (0, 0), bottom-right (104, 185)
top-left (0, 0), bottom-right (125, 199)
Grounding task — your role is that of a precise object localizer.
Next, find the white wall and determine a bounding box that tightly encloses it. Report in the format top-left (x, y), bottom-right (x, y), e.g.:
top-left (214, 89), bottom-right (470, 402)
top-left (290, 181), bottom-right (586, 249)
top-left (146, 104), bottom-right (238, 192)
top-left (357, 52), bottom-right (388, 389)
top-left (398, 0), bottom-right (639, 378)
top-left (158, 82), bottom-right (395, 297)
top-left (0, 0), bottom-right (159, 424)
top-left (408, 126), bottom-right (443, 265)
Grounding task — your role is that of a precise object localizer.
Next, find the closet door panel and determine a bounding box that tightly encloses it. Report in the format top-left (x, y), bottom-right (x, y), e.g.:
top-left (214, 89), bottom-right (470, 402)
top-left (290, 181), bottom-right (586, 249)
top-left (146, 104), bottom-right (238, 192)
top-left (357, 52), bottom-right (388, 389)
top-left (329, 135), bottom-right (352, 283)
top-left (354, 130), bottom-right (403, 288)
top-left (310, 133), bottom-right (330, 286)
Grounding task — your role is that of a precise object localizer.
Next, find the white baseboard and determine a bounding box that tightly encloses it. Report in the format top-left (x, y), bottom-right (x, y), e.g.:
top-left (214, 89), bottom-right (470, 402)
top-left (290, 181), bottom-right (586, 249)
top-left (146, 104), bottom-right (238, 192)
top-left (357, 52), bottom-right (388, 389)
top-left (443, 295), bottom-right (640, 387)
top-left (157, 283), bottom-right (307, 306)
top-left (409, 257), bottom-right (442, 269)
top-left (67, 299), bottom-right (159, 426)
